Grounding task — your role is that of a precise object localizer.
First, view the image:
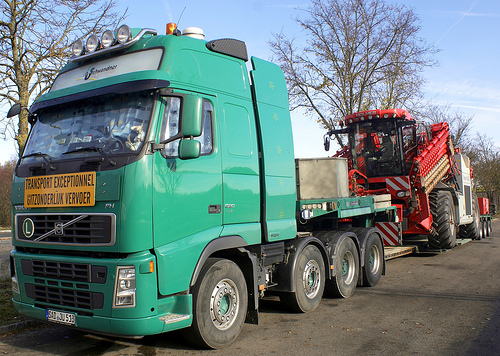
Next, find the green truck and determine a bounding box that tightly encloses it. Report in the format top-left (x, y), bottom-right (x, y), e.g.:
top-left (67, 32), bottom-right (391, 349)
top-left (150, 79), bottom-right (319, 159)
top-left (8, 24), bottom-right (395, 348)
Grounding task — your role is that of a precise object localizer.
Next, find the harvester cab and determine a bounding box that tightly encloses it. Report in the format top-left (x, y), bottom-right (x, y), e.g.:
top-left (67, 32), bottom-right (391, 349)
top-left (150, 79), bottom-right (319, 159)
top-left (327, 109), bottom-right (424, 181)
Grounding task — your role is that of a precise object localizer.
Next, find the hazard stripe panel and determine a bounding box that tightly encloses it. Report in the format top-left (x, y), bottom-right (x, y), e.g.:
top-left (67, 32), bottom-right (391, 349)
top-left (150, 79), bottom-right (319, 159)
top-left (376, 222), bottom-right (402, 246)
top-left (386, 177), bottom-right (410, 195)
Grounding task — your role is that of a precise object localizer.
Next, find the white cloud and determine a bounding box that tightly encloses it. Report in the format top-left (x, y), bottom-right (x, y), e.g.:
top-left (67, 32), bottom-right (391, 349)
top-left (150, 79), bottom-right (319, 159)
top-left (426, 80), bottom-right (500, 103)
top-left (459, 11), bottom-right (499, 18)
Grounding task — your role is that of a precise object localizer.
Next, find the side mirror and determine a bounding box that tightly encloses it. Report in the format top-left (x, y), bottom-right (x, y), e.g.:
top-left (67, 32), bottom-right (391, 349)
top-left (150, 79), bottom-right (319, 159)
top-left (28, 115), bottom-right (37, 125)
top-left (7, 103), bottom-right (21, 118)
top-left (324, 136), bottom-right (330, 151)
top-left (182, 95), bottom-right (203, 137)
top-left (178, 139), bottom-right (201, 160)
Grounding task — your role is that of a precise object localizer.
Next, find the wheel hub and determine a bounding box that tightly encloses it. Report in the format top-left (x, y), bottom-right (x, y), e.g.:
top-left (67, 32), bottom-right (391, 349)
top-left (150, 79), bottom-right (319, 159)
top-left (368, 245), bottom-right (380, 274)
top-left (210, 279), bottom-right (239, 330)
top-left (342, 251), bottom-right (355, 284)
top-left (302, 259), bottom-right (321, 299)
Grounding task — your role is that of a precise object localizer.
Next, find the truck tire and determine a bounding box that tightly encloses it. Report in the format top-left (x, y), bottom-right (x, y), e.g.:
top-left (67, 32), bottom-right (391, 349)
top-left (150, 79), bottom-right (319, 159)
top-left (280, 245), bottom-right (325, 313)
top-left (487, 219), bottom-right (492, 236)
top-left (362, 233), bottom-right (383, 287)
top-left (181, 258), bottom-right (248, 349)
top-left (458, 194), bottom-right (481, 240)
top-left (325, 237), bottom-right (359, 298)
top-left (429, 190), bottom-right (456, 249)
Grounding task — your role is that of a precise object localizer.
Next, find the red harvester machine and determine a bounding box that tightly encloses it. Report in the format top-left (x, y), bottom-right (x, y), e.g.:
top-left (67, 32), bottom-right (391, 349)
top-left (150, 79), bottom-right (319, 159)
top-left (325, 108), bottom-right (491, 249)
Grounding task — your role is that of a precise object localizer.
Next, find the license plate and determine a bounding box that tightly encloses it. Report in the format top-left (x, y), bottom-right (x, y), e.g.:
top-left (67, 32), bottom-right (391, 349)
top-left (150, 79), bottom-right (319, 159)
top-left (46, 309), bottom-right (76, 325)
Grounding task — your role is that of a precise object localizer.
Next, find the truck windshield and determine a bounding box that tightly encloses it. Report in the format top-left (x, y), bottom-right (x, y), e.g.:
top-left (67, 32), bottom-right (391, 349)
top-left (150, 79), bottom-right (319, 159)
top-left (350, 119), bottom-right (403, 177)
top-left (21, 90), bottom-right (154, 164)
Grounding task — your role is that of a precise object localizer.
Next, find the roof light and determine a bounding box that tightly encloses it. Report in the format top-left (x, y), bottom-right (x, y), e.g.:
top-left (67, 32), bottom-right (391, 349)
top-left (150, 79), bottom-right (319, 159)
top-left (182, 27), bottom-right (205, 40)
top-left (86, 34), bottom-right (99, 53)
top-left (101, 30), bottom-right (115, 48)
top-left (71, 39), bottom-right (84, 57)
top-left (166, 23), bottom-right (177, 35)
top-left (116, 24), bottom-right (132, 44)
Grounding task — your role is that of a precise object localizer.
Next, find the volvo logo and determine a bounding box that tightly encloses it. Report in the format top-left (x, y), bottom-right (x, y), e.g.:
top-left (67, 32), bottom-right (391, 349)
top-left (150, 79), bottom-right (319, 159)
top-left (54, 222), bottom-right (64, 235)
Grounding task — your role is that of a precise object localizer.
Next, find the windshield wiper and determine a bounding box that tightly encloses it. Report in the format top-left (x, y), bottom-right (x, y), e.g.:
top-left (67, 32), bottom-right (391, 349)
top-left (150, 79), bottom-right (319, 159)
top-left (22, 152), bottom-right (56, 171)
top-left (63, 146), bottom-right (116, 166)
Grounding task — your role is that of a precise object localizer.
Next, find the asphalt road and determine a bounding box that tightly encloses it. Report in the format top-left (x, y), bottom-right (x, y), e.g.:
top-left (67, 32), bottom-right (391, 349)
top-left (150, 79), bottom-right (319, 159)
top-left (1, 222), bottom-right (499, 355)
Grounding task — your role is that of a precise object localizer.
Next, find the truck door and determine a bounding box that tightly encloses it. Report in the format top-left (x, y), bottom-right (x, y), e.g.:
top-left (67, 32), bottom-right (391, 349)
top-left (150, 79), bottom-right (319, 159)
top-left (152, 94), bottom-right (223, 296)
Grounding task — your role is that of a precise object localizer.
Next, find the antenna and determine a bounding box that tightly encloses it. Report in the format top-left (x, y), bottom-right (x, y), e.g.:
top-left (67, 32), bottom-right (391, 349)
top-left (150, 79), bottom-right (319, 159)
top-left (177, 7), bottom-right (186, 28)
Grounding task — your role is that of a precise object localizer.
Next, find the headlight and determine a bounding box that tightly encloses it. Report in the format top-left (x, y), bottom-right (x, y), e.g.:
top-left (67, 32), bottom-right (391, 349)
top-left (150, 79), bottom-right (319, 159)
top-left (116, 24), bottom-right (132, 44)
top-left (86, 34), bottom-right (99, 53)
top-left (101, 30), bottom-right (115, 48)
top-left (396, 191), bottom-right (410, 198)
top-left (71, 39), bottom-right (84, 57)
top-left (114, 266), bottom-right (136, 307)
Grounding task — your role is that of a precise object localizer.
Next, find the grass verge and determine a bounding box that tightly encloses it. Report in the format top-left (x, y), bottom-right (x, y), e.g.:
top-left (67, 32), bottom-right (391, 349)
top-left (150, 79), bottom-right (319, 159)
top-left (0, 278), bottom-right (24, 327)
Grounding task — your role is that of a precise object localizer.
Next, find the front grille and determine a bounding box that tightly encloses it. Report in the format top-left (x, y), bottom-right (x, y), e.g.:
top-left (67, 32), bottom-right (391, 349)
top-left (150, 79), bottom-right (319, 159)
top-left (21, 259), bottom-right (107, 284)
top-left (26, 284), bottom-right (104, 310)
top-left (16, 213), bottom-right (115, 245)
top-left (31, 260), bottom-right (89, 282)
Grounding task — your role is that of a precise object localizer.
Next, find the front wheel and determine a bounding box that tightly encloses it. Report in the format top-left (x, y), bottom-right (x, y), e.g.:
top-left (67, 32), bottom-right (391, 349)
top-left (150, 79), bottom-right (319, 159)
top-left (325, 237), bottom-right (359, 298)
top-left (181, 258), bottom-right (248, 349)
top-left (280, 245), bottom-right (325, 313)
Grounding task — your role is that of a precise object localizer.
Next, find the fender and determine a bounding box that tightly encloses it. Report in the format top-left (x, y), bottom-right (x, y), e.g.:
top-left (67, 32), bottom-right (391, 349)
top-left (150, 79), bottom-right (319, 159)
top-left (189, 235), bottom-right (248, 287)
top-left (189, 235), bottom-right (260, 325)
top-left (271, 236), bottom-right (328, 293)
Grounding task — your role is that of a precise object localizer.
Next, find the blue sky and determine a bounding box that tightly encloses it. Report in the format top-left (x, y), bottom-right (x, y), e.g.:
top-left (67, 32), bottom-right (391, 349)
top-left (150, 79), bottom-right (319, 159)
top-left (1, 0), bottom-right (498, 162)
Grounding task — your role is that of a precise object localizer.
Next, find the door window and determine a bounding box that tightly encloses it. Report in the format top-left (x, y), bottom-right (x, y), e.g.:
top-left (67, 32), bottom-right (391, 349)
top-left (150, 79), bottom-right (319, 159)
top-left (160, 97), bottom-right (213, 157)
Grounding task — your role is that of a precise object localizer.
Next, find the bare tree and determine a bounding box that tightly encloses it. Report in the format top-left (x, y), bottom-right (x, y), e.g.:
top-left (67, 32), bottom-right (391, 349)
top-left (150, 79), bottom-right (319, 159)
top-left (0, 158), bottom-right (15, 227)
top-left (413, 103), bottom-right (474, 150)
top-left (0, 0), bottom-right (125, 155)
top-left (466, 133), bottom-right (500, 206)
top-left (269, 0), bottom-right (437, 146)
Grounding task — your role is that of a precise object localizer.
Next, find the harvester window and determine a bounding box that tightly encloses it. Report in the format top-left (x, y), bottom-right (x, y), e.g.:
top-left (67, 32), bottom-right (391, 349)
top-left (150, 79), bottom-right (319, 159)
top-left (350, 120), bottom-right (403, 177)
top-left (402, 125), bottom-right (417, 173)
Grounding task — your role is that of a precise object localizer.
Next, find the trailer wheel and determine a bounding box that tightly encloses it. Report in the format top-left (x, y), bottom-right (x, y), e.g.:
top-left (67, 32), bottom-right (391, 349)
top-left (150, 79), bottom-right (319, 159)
top-left (325, 237), bottom-right (359, 298)
top-left (429, 190), bottom-right (456, 249)
top-left (458, 194), bottom-right (481, 240)
top-left (280, 245), bottom-right (325, 313)
top-left (181, 258), bottom-right (247, 349)
top-left (487, 219), bottom-right (492, 236)
top-left (362, 233), bottom-right (383, 287)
